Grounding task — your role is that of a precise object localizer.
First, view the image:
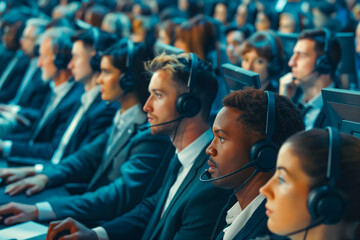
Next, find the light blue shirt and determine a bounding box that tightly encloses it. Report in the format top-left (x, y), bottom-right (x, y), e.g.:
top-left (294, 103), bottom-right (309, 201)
top-left (303, 85), bottom-right (334, 131)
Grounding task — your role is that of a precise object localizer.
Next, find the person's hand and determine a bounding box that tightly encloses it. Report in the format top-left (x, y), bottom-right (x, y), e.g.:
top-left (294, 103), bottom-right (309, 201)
top-left (5, 174), bottom-right (49, 196)
top-left (279, 72), bottom-right (297, 98)
top-left (46, 217), bottom-right (98, 240)
top-left (0, 202), bottom-right (38, 225)
top-left (0, 167), bottom-right (36, 184)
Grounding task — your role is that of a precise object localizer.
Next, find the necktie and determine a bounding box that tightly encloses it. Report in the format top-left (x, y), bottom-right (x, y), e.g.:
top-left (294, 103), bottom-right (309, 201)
top-left (142, 155), bottom-right (181, 240)
top-left (159, 154), bottom-right (182, 210)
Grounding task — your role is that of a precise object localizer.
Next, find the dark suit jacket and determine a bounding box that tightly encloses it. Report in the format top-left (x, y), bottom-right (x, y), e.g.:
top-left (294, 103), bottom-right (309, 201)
top-left (0, 45), bottom-right (14, 76)
top-left (101, 144), bottom-right (232, 240)
top-left (4, 81), bottom-right (84, 159)
top-left (313, 106), bottom-right (328, 129)
top-left (44, 124), bottom-right (173, 221)
top-left (215, 199), bottom-right (271, 240)
top-left (0, 51), bottom-right (30, 103)
top-left (6, 92), bottom-right (117, 166)
top-left (17, 68), bottom-right (50, 110)
top-left (59, 93), bottom-right (118, 160)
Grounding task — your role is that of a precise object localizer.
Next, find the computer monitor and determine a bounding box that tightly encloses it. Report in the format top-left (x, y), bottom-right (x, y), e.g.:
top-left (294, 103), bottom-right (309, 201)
top-left (154, 42), bottom-right (185, 56)
top-left (221, 63), bottom-right (261, 90)
top-left (336, 32), bottom-right (359, 89)
top-left (322, 88), bottom-right (360, 138)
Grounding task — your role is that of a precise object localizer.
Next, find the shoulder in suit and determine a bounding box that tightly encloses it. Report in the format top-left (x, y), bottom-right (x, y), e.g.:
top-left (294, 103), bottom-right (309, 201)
top-left (101, 144), bottom-right (232, 240)
top-left (60, 93), bottom-right (118, 159)
top-left (0, 51), bottom-right (30, 103)
top-left (7, 81), bottom-right (84, 159)
top-left (42, 126), bottom-right (174, 222)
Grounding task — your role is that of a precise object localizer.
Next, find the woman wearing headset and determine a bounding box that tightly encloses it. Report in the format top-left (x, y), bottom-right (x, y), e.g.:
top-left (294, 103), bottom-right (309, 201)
top-left (240, 31), bottom-right (284, 92)
top-left (260, 129), bottom-right (360, 240)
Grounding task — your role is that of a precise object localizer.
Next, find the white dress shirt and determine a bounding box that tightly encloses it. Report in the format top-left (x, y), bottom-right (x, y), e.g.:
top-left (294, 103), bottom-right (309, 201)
top-left (36, 104), bottom-right (144, 221)
top-left (50, 85), bottom-right (101, 164)
top-left (222, 194), bottom-right (265, 240)
top-left (1, 81), bottom-right (74, 157)
top-left (93, 128), bottom-right (213, 240)
top-left (161, 128), bottom-right (213, 216)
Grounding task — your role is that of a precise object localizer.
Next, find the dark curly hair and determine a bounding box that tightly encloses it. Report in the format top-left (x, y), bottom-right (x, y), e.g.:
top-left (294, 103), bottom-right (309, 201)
top-left (222, 88), bottom-right (304, 147)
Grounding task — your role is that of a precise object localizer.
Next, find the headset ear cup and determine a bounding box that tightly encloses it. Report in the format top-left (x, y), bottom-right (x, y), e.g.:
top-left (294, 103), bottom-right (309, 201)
top-left (315, 55), bottom-right (333, 75)
top-left (249, 140), bottom-right (278, 172)
top-left (54, 52), bottom-right (71, 70)
top-left (119, 74), bottom-right (134, 94)
top-left (307, 186), bottom-right (346, 225)
top-left (90, 53), bottom-right (101, 72)
top-left (176, 93), bottom-right (201, 118)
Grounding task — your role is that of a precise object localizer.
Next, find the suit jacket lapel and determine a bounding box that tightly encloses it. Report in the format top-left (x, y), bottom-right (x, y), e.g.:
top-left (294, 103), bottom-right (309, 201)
top-left (151, 144), bottom-right (210, 237)
top-left (233, 199), bottom-right (268, 239)
top-left (103, 123), bottom-right (136, 170)
top-left (32, 82), bottom-right (79, 140)
top-left (89, 111), bottom-right (147, 187)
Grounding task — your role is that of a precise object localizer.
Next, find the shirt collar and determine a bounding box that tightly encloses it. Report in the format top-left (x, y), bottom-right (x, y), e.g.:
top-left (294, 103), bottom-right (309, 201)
top-left (226, 195), bottom-right (265, 225)
top-left (305, 83), bottom-right (334, 109)
top-left (113, 104), bottom-right (143, 129)
top-left (177, 128), bottom-right (213, 168)
top-left (51, 80), bottom-right (73, 97)
top-left (81, 85), bottom-right (100, 107)
top-left (29, 57), bottom-right (39, 67)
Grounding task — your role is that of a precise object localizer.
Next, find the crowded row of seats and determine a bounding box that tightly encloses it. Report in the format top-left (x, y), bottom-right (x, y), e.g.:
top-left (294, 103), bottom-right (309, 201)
top-left (0, 0), bottom-right (359, 240)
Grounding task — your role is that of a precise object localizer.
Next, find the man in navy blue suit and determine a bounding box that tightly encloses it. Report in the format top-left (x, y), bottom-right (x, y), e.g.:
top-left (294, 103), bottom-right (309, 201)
top-left (0, 28), bottom-right (118, 177)
top-left (0, 18), bottom-right (51, 136)
top-left (0, 9), bottom-right (30, 103)
top-left (0, 27), bottom-right (83, 160)
top-left (0, 41), bottom-right (173, 231)
top-left (41, 53), bottom-right (232, 240)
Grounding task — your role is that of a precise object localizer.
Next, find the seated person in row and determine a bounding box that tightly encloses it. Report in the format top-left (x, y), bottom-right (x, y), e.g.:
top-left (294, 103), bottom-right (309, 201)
top-left (0, 27), bottom-right (118, 167)
top-left (279, 28), bottom-right (341, 130)
top-left (206, 89), bottom-right (304, 240)
top-left (0, 27), bottom-right (84, 160)
top-left (24, 53), bottom-right (232, 240)
top-left (44, 88), bottom-right (304, 239)
top-left (260, 128), bottom-right (360, 240)
top-left (240, 31), bottom-right (284, 93)
top-left (0, 18), bottom-right (50, 136)
top-left (0, 42), bottom-right (173, 229)
top-left (0, 9), bottom-right (30, 103)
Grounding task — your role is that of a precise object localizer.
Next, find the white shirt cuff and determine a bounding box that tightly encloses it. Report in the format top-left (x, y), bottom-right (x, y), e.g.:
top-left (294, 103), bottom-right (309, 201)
top-left (34, 164), bottom-right (44, 173)
top-left (2, 140), bottom-right (12, 157)
top-left (93, 226), bottom-right (109, 240)
top-left (35, 202), bottom-right (56, 221)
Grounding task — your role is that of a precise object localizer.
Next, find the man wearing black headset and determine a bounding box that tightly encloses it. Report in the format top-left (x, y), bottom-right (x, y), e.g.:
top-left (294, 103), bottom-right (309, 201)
top-left (279, 28), bottom-right (341, 130)
top-left (0, 28), bottom-right (118, 190)
top-left (0, 27), bottom-right (84, 160)
top-left (0, 40), bottom-right (172, 236)
top-left (42, 53), bottom-right (231, 240)
top-left (202, 89), bottom-right (304, 240)
top-left (0, 18), bottom-right (50, 136)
